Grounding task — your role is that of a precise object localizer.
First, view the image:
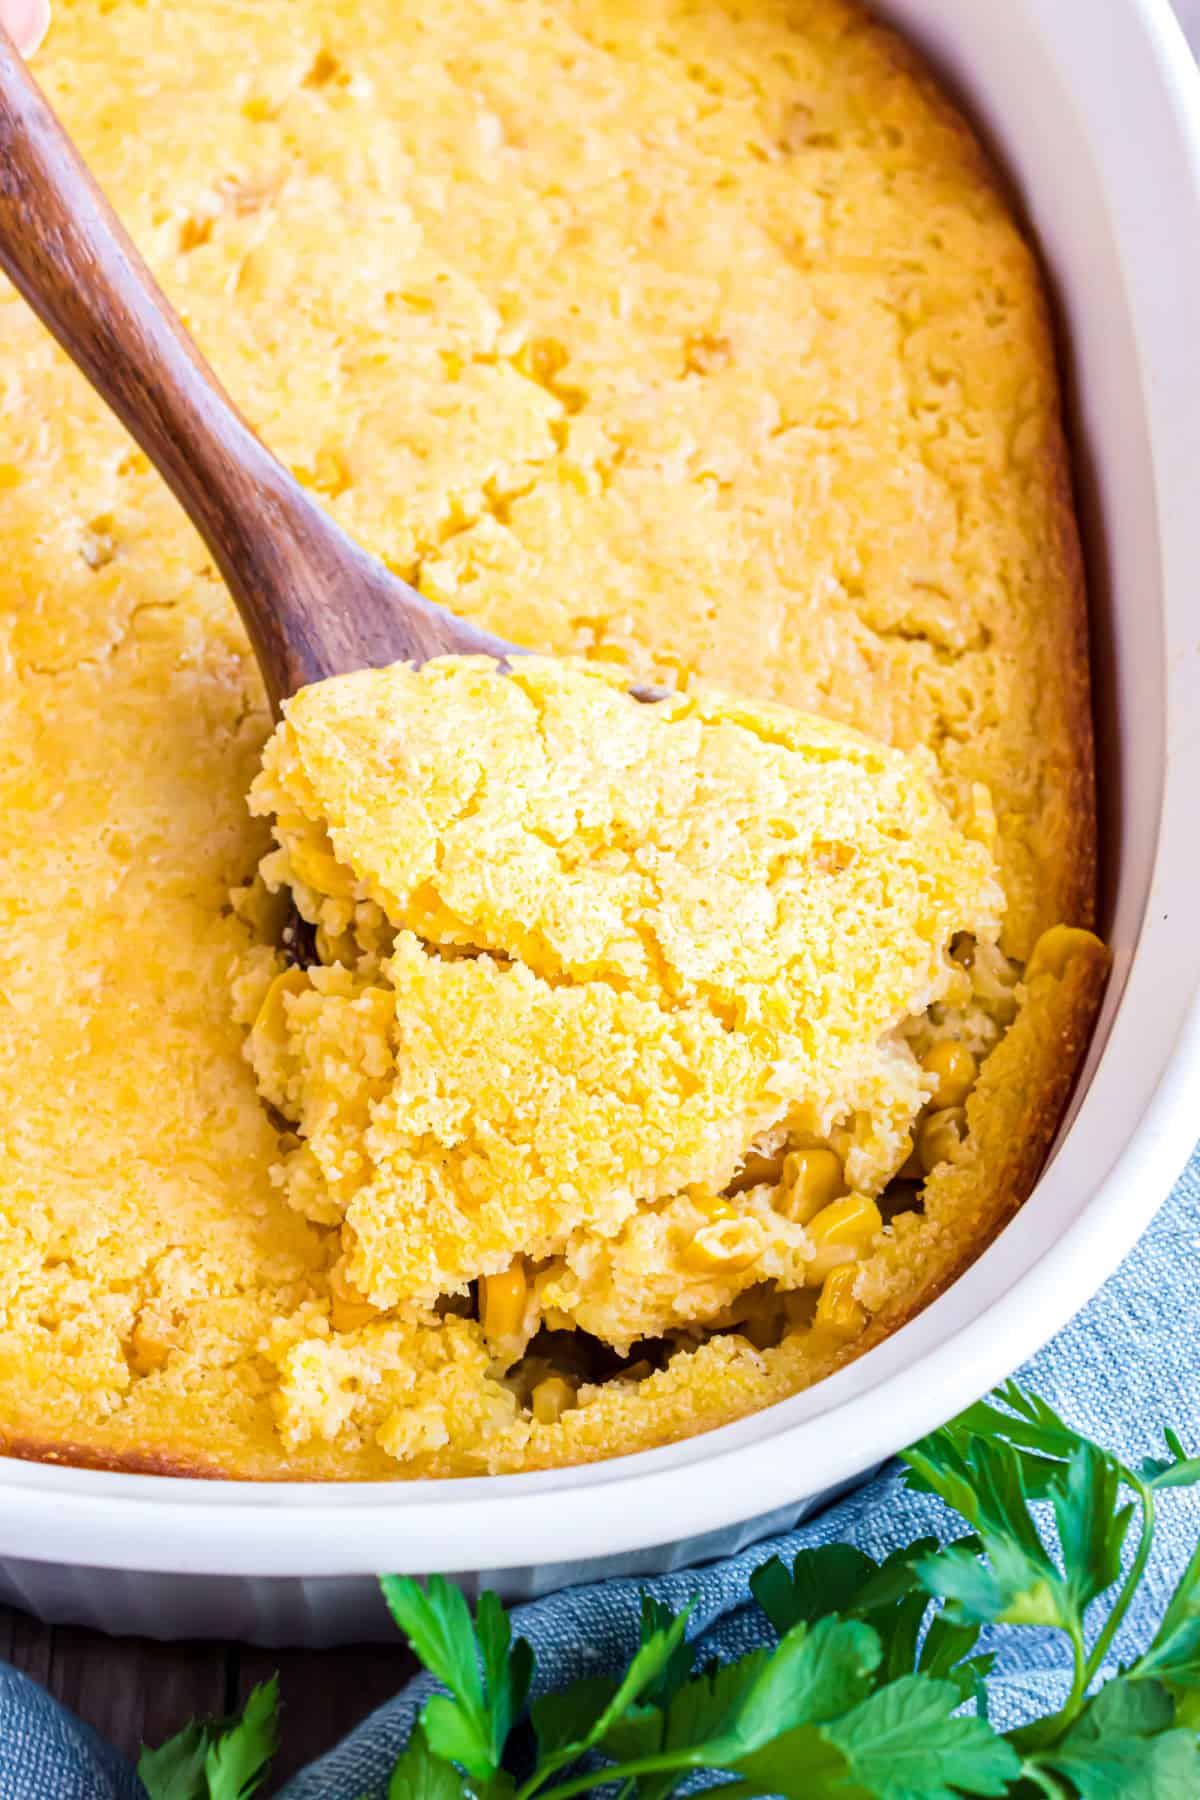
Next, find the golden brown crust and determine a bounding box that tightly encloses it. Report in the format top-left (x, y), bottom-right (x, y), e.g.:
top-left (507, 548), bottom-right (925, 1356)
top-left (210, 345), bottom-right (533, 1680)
top-left (1021, 166), bottom-right (1100, 941)
top-left (0, 1433), bottom-right (379, 1482)
top-left (853, 3), bottom-right (1098, 951)
top-left (0, 1436), bottom-right (233, 1481)
top-left (888, 0), bottom-right (1098, 933)
top-left (1043, 428), bottom-right (1101, 936)
top-left (875, 954), bottom-right (1108, 1344)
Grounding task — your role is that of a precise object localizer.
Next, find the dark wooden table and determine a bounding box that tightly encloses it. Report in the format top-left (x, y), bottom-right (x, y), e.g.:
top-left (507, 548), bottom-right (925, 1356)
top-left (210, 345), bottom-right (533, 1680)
top-left (0, 1604), bottom-right (417, 1789)
top-left (3, 1), bottom-right (1197, 1789)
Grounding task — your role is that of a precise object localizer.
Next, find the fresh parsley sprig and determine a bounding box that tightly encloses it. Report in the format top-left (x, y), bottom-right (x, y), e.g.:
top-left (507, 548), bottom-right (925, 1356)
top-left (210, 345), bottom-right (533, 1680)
top-left (136, 1675), bottom-right (278, 1800)
top-left (380, 1584), bottom-right (1014, 1800)
top-left (903, 1380), bottom-right (1200, 1795)
top-left (138, 1382), bottom-right (1200, 1800)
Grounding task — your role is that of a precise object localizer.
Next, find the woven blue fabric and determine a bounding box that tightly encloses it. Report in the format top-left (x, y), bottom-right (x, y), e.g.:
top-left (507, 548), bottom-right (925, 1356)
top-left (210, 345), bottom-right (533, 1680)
top-left (1, 1151), bottom-right (1197, 1799)
top-left (0, 1665), bottom-right (142, 1799)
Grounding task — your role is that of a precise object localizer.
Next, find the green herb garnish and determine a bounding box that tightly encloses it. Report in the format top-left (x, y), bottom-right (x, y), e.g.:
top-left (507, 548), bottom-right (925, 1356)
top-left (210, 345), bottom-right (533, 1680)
top-left (139, 1381), bottom-right (1200, 1798)
top-left (137, 1675), bottom-right (278, 1799)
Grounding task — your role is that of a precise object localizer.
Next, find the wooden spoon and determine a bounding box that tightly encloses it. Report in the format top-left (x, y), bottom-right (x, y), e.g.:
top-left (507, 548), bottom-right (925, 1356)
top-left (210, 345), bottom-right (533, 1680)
top-left (0, 26), bottom-right (517, 713)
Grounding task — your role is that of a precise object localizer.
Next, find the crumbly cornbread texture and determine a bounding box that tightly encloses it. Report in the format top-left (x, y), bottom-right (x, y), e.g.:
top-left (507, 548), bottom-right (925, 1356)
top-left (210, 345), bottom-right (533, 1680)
top-left (240, 656), bottom-right (1001, 1325)
top-left (0, 0), bottom-right (1102, 1478)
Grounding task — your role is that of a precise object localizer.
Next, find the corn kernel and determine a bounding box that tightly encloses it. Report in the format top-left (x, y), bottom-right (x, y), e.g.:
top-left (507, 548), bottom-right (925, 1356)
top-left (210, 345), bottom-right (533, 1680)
top-left (620, 1359), bottom-right (656, 1383)
top-left (780, 1148), bottom-right (845, 1224)
top-left (531, 1375), bottom-right (576, 1425)
top-left (127, 1314), bottom-right (174, 1376)
top-left (920, 1040), bottom-right (977, 1110)
top-left (289, 838), bottom-right (356, 898)
top-left (481, 1259), bottom-right (529, 1341)
top-left (804, 1194), bottom-right (882, 1283)
top-left (829, 1127), bottom-right (856, 1165)
top-left (918, 1107), bottom-right (966, 1174)
top-left (515, 335), bottom-right (569, 385)
top-left (315, 925), bottom-right (357, 967)
top-left (691, 1191), bottom-right (736, 1219)
top-left (328, 1261), bottom-right (380, 1333)
top-left (682, 1216), bottom-right (761, 1273)
top-left (1025, 925), bottom-right (1105, 982)
top-left (251, 966), bottom-right (309, 1047)
top-left (814, 1265), bottom-right (866, 1338)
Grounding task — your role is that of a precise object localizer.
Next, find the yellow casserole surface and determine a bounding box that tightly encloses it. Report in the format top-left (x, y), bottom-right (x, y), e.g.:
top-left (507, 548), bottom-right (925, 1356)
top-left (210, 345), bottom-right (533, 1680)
top-left (0, 0), bottom-right (1101, 1478)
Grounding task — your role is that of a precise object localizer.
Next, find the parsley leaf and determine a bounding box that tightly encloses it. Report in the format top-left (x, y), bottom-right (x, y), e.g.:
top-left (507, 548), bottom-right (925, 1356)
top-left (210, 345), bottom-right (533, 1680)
top-left (475, 1590), bottom-right (534, 1762)
top-left (1050, 1440), bottom-right (1132, 1616)
top-left (1139, 1427), bottom-right (1200, 1491)
top-left (908, 1434), bottom-right (1069, 1629)
top-left (138, 1681), bottom-right (280, 1800)
top-left (1128, 1430), bottom-right (1200, 1737)
top-left (380, 1576), bottom-right (483, 1704)
top-left (203, 1678), bottom-right (280, 1800)
top-left (532, 1676), bottom-right (619, 1760)
top-left (716, 1616), bottom-right (879, 1746)
top-left (382, 1576), bottom-right (534, 1783)
top-left (381, 1576), bottom-right (489, 1777)
top-left (751, 1544), bottom-right (880, 1634)
top-left (557, 1594), bottom-right (702, 1794)
top-left (852, 1540), bottom-right (946, 1613)
top-left (653, 1651), bottom-right (767, 1749)
top-left (824, 1675), bottom-right (1019, 1800)
top-left (556, 1618), bottom-right (879, 1800)
top-left (917, 1611), bottom-right (994, 1703)
top-left (620, 1653), bottom-right (771, 1800)
top-left (751, 1536), bottom-right (989, 1702)
top-left (1034, 1678), bottom-right (1200, 1799)
top-left (1043, 1731), bottom-right (1200, 1800)
top-left (387, 1726), bottom-right (470, 1800)
top-left (957, 1380), bottom-right (1099, 1465)
top-left (583, 1600), bottom-right (693, 1752)
top-left (1134, 1612), bottom-right (1200, 1690)
top-left (618, 1619), bottom-right (879, 1800)
top-left (1079, 1677), bottom-right (1176, 1736)
top-left (137, 1721), bottom-right (211, 1800)
top-left (1132, 1532), bottom-right (1200, 1729)
top-left (526, 1600), bottom-right (695, 1795)
top-left (904, 1380), bottom-right (1146, 1661)
top-left (715, 1725), bottom-right (871, 1799)
top-left (637, 1594), bottom-right (696, 1707)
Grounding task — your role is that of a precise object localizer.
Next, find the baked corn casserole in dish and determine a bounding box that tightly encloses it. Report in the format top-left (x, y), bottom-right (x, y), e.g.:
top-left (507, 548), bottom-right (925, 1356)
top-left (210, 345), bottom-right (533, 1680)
top-left (0, 0), bottom-right (1108, 1480)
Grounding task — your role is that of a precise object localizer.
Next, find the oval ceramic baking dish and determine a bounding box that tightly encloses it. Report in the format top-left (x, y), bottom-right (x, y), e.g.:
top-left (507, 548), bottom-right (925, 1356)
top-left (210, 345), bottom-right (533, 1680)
top-left (3, 0), bottom-right (1200, 1646)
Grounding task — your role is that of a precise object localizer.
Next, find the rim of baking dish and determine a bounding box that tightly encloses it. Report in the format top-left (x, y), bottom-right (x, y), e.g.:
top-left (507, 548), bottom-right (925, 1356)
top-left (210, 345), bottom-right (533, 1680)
top-left (5, 0), bottom-right (1200, 1577)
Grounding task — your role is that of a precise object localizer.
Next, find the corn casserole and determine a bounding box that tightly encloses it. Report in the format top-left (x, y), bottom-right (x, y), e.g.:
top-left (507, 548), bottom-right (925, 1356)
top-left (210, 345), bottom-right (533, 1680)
top-left (0, 0), bottom-right (1106, 1477)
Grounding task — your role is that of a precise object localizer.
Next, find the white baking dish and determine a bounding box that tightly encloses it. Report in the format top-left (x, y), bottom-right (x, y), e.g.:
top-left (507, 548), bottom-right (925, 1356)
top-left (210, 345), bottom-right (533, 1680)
top-left (4, 0), bottom-right (1200, 1646)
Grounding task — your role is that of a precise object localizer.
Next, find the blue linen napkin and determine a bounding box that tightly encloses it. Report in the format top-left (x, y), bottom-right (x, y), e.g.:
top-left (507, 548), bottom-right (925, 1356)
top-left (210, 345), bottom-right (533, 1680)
top-left (1, 1148), bottom-right (1196, 1799)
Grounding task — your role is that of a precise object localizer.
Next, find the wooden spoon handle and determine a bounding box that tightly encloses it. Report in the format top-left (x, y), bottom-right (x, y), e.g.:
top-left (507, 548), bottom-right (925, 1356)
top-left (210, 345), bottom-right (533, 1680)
top-left (0, 28), bottom-right (490, 706)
